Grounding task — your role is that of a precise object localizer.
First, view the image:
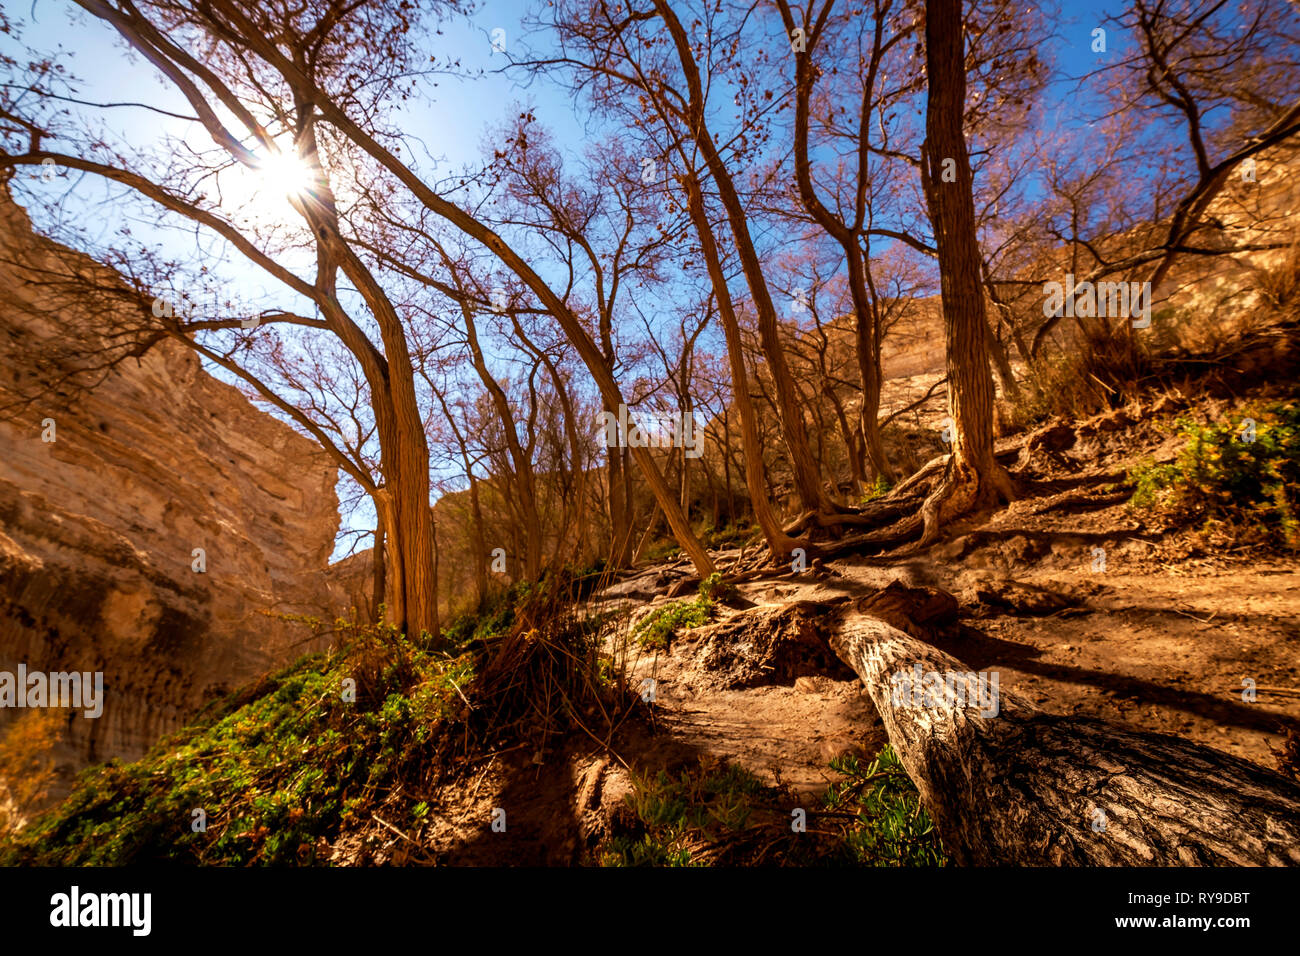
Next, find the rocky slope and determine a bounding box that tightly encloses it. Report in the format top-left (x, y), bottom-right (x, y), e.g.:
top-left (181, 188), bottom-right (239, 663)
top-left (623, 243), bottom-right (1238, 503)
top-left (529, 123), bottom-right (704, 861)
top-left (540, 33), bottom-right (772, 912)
top-left (0, 187), bottom-right (341, 782)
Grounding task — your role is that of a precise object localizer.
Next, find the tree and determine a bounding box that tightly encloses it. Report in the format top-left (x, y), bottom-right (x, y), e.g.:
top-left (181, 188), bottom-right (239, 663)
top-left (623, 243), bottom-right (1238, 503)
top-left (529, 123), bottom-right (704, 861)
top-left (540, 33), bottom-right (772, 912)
top-left (2, 0), bottom-right (717, 622)
top-left (530, 0), bottom-right (835, 523)
top-left (916, 0), bottom-right (1014, 536)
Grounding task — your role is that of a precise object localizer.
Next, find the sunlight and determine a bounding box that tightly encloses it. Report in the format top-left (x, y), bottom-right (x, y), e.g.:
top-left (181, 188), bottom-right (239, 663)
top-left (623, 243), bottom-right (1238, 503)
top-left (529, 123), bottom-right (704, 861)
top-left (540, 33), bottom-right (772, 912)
top-left (253, 147), bottom-right (312, 201)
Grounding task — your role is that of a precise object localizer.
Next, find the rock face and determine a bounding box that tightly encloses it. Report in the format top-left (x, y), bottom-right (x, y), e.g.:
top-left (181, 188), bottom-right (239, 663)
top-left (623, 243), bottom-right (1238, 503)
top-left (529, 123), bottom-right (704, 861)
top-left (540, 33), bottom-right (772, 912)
top-left (0, 188), bottom-right (341, 783)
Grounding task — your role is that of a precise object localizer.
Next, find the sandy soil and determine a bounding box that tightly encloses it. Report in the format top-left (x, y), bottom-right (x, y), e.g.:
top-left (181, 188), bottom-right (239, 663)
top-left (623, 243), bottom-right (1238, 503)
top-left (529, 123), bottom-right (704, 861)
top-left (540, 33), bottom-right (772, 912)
top-left (378, 381), bottom-right (1299, 866)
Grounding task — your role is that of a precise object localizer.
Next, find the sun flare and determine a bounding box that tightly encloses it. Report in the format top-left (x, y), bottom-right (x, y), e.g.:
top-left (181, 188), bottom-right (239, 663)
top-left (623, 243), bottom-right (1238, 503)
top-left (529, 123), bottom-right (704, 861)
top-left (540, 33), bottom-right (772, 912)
top-left (254, 149), bottom-right (312, 200)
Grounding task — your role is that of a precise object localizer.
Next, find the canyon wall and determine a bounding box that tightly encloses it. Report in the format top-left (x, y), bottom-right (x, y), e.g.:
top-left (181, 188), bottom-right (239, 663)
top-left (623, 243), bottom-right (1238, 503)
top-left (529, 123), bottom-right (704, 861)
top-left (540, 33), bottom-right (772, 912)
top-left (0, 187), bottom-right (342, 783)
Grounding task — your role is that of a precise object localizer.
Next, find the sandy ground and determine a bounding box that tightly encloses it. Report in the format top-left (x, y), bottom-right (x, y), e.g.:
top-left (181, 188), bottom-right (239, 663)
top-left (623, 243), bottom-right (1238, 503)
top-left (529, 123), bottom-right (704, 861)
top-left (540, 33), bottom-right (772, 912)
top-left (394, 381), bottom-right (1299, 865)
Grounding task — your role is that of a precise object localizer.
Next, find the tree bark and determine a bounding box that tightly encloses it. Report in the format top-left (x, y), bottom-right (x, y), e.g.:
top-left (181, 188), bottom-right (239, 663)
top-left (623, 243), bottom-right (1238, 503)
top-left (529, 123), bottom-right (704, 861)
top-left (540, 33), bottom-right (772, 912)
top-left (273, 56), bottom-right (715, 578)
top-left (511, 316), bottom-right (588, 573)
top-left (607, 444), bottom-right (637, 569)
top-left (370, 513), bottom-right (387, 625)
top-left (783, 0), bottom-right (896, 486)
top-left (824, 382), bottom-right (865, 497)
top-left (830, 610), bottom-right (1300, 865)
top-left (985, 317), bottom-right (1021, 405)
top-left (654, 0), bottom-right (829, 517)
top-left (852, 248), bottom-right (897, 484)
top-left (918, 0), bottom-right (1013, 540)
top-left (430, 387), bottom-right (489, 608)
top-left (458, 298), bottom-right (544, 582)
top-left (685, 174), bottom-right (801, 561)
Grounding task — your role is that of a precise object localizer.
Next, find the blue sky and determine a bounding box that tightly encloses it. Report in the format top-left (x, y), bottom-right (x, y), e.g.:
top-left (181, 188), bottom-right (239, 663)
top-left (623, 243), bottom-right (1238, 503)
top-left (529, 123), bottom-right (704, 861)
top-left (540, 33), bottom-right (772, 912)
top-left (3, 0), bottom-right (1189, 560)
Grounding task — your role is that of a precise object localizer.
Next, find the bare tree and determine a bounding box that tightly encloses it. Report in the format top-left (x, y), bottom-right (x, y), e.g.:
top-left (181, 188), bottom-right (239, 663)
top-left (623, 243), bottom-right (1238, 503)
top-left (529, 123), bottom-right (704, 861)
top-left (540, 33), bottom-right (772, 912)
top-left (917, 0), bottom-right (1014, 537)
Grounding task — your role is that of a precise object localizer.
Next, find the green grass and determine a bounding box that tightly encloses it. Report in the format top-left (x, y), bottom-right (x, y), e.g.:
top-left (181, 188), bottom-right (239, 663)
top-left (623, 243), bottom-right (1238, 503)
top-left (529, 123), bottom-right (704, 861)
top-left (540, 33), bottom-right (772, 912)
top-left (600, 744), bottom-right (946, 867)
top-left (0, 564), bottom-right (634, 866)
top-left (600, 762), bottom-right (765, 866)
top-left (0, 617), bottom-right (473, 866)
top-left (821, 745), bottom-right (947, 866)
top-left (701, 522), bottom-right (759, 550)
top-left (1127, 399), bottom-right (1300, 550)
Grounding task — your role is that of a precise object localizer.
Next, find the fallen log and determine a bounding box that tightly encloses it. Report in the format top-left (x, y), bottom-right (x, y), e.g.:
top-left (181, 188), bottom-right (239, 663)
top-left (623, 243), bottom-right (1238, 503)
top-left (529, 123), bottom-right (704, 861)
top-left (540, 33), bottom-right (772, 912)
top-left (830, 610), bottom-right (1300, 865)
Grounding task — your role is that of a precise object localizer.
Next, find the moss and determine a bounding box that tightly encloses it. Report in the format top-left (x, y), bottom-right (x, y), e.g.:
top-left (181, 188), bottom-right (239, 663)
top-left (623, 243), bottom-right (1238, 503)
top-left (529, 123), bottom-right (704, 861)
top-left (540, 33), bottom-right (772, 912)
top-left (0, 618), bottom-right (473, 866)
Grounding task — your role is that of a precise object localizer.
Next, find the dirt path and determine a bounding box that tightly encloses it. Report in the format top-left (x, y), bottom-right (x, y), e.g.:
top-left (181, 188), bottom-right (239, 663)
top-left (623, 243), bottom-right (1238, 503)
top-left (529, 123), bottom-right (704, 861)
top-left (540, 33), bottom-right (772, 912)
top-left (406, 390), bottom-right (1298, 865)
top-left (607, 397), bottom-right (1299, 797)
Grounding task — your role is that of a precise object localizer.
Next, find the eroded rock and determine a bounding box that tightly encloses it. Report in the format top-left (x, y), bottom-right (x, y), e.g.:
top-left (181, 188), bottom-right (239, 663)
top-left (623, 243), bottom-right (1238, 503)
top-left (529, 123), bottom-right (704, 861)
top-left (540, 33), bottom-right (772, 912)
top-left (0, 188), bottom-right (341, 784)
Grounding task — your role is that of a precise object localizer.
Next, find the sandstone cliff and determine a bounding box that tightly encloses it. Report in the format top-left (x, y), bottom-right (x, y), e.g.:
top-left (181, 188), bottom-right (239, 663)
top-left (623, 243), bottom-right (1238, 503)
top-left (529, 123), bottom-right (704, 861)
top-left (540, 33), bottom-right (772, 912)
top-left (0, 187), bottom-right (341, 783)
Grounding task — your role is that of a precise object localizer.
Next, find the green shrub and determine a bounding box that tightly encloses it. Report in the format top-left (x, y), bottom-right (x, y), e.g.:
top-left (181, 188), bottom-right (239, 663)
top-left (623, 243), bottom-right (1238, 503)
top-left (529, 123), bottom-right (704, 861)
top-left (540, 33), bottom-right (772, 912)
top-left (860, 475), bottom-right (891, 506)
top-left (601, 762), bottom-right (764, 866)
top-left (640, 539), bottom-right (682, 563)
top-left (822, 745), bottom-right (947, 866)
top-left (697, 571), bottom-right (734, 603)
top-left (632, 598), bottom-right (711, 651)
top-left (1127, 400), bottom-right (1300, 550)
top-left (632, 574), bottom-right (731, 650)
top-left (701, 522), bottom-right (758, 550)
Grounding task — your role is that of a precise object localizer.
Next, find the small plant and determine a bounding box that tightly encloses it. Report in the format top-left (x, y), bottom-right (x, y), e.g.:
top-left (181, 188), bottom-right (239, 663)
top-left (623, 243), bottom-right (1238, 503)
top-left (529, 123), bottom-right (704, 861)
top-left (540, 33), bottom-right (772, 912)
top-left (822, 745), bottom-right (947, 866)
top-left (697, 571), bottom-right (734, 603)
top-left (1127, 400), bottom-right (1300, 550)
top-left (701, 522), bottom-right (757, 550)
top-left (640, 539), bottom-right (682, 563)
top-left (600, 761), bottom-right (766, 866)
top-left (860, 475), bottom-right (891, 506)
top-left (632, 574), bottom-right (731, 650)
top-left (600, 745), bottom-right (946, 867)
top-left (633, 598), bottom-right (712, 651)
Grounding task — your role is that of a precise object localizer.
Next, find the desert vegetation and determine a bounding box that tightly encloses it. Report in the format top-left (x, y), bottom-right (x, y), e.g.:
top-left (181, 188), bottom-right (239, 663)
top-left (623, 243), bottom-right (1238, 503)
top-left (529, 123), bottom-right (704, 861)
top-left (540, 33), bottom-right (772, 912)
top-left (0, 0), bottom-right (1298, 870)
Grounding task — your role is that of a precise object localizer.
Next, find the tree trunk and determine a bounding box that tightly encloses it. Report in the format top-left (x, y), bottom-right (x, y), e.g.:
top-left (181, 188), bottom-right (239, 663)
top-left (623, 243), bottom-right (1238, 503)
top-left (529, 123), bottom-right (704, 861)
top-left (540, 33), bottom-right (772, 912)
top-left (512, 317), bottom-right (588, 574)
top-left (720, 409), bottom-right (735, 522)
top-left (461, 303), bottom-right (543, 581)
top-left (292, 117), bottom-right (439, 641)
top-left (431, 519), bottom-right (441, 632)
top-left (374, 489), bottom-right (403, 628)
top-left (850, 264), bottom-right (895, 485)
top-left (300, 85), bottom-right (714, 578)
top-left (985, 316), bottom-right (1021, 405)
top-left (786, 9), bottom-right (895, 487)
top-left (384, 452), bottom-right (439, 641)
top-left (432, 388), bottom-right (489, 608)
top-left (466, 470), bottom-right (489, 607)
top-left (607, 444), bottom-right (635, 568)
top-left (370, 513), bottom-right (387, 624)
top-left (655, 0), bottom-right (829, 518)
top-left (982, 271), bottom-right (1027, 398)
top-left (918, 0), bottom-right (1013, 540)
top-left (830, 609), bottom-right (1300, 865)
top-left (686, 174), bottom-right (801, 561)
top-left (824, 383), bottom-right (865, 497)
top-left (679, 443), bottom-right (690, 519)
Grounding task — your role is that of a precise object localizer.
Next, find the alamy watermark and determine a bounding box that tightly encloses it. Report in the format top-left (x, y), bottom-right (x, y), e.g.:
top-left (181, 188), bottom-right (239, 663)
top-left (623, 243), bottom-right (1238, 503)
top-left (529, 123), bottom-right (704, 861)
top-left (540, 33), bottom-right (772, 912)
top-left (1043, 275), bottom-right (1152, 329)
top-left (0, 664), bottom-right (104, 718)
top-left (599, 405), bottom-right (702, 458)
top-left (50, 886), bottom-right (150, 936)
top-left (891, 663), bottom-right (1000, 718)
top-left (151, 286), bottom-right (263, 329)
